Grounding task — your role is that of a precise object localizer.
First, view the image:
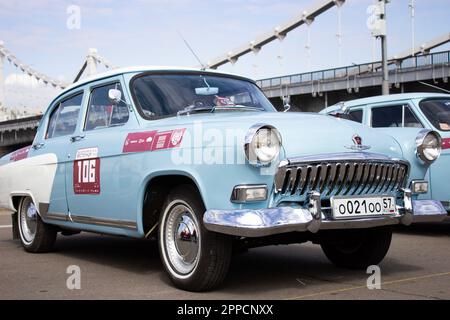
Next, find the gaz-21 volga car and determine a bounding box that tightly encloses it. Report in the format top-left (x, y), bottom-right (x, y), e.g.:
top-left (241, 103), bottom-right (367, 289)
top-left (0, 68), bottom-right (447, 291)
top-left (321, 93), bottom-right (450, 214)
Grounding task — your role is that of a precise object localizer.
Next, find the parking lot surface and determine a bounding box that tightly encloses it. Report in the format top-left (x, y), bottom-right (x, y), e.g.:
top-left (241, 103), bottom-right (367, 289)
top-left (0, 209), bottom-right (449, 300)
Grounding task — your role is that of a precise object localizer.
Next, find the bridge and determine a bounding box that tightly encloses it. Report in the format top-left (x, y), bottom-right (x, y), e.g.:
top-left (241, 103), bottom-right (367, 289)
top-left (0, 0), bottom-right (449, 157)
top-left (260, 48), bottom-right (450, 112)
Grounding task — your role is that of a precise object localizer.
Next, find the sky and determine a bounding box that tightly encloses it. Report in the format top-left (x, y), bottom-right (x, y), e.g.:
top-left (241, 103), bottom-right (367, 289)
top-left (0, 0), bottom-right (449, 109)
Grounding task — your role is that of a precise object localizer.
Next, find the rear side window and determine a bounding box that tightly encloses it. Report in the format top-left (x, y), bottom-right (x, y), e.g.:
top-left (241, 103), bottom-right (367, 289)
top-left (46, 93), bottom-right (83, 139)
top-left (371, 104), bottom-right (422, 128)
top-left (85, 82), bottom-right (129, 131)
top-left (348, 110), bottom-right (363, 123)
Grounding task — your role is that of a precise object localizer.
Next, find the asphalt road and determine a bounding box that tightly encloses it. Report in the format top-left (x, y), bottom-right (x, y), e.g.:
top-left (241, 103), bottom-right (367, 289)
top-left (1, 209), bottom-right (449, 300)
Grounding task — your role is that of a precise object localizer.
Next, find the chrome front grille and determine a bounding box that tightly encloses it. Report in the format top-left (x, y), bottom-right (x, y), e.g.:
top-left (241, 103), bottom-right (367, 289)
top-left (274, 154), bottom-right (409, 198)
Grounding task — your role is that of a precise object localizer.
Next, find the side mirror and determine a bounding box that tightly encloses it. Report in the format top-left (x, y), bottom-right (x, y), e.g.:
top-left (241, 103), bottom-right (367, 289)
top-left (108, 89), bottom-right (122, 105)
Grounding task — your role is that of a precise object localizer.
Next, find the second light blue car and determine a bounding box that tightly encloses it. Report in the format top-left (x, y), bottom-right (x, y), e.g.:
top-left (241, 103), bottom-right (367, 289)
top-left (321, 92), bottom-right (450, 213)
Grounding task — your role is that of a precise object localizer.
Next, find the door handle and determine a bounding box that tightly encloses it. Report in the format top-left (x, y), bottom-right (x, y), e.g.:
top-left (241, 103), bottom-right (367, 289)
top-left (70, 135), bottom-right (85, 143)
top-left (32, 143), bottom-right (45, 150)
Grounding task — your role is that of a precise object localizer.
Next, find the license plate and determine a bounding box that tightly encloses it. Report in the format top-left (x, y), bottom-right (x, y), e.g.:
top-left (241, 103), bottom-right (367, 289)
top-left (331, 196), bottom-right (397, 219)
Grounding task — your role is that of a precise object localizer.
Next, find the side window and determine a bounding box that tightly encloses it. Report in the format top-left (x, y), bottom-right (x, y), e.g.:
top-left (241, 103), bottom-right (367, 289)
top-left (348, 109), bottom-right (363, 123)
top-left (372, 105), bottom-right (403, 128)
top-left (404, 106), bottom-right (423, 128)
top-left (46, 93), bottom-right (83, 139)
top-left (85, 82), bottom-right (129, 131)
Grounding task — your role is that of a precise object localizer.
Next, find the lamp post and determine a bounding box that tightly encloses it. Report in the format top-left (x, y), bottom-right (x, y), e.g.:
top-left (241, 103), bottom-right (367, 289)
top-left (367, 0), bottom-right (389, 95)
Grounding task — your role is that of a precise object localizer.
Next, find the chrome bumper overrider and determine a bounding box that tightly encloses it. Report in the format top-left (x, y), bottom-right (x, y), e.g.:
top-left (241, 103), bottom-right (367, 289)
top-left (203, 190), bottom-right (447, 237)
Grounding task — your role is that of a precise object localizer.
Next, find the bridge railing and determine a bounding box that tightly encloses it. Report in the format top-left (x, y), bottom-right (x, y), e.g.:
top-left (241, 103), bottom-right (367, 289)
top-left (257, 50), bottom-right (450, 89)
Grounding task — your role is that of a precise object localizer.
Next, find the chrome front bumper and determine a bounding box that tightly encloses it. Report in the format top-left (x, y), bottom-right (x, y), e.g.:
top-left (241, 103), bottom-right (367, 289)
top-left (203, 191), bottom-right (447, 237)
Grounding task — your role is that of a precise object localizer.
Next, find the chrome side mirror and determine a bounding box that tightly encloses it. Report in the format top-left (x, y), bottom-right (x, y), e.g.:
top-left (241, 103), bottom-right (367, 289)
top-left (108, 89), bottom-right (122, 105)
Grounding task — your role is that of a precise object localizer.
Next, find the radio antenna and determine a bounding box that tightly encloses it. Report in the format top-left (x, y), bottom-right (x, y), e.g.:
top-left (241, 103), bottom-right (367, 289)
top-left (178, 31), bottom-right (207, 70)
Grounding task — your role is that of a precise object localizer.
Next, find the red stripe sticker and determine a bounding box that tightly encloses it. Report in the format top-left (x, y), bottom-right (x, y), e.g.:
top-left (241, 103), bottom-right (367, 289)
top-left (123, 129), bottom-right (186, 153)
top-left (10, 146), bottom-right (31, 162)
top-left (442, 138), bottom-right (450, 150)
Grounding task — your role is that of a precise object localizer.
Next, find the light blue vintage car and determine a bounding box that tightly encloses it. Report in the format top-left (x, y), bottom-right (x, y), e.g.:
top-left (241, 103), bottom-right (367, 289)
top-left (321, 93), bottom-right (450, 213)
top-left (0, 68), bottom-right (447, 291)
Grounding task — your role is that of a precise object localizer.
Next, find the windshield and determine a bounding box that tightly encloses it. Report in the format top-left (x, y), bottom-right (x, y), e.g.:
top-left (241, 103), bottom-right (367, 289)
top-left (131, 73), bottom-right (276, 118)
top-left (419, 98), bottom-right (450, 131)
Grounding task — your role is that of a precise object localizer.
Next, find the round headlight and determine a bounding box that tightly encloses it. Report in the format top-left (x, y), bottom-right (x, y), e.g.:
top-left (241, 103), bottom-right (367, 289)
top-left (416, 130), bottom-right (442, 163)
top-left (245, 124), bottom-right (282, 166)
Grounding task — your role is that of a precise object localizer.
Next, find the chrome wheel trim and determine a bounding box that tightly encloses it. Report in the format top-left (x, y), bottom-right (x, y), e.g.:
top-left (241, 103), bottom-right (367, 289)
top-left (161, 200), bottom-right (201, 279)
top-left (19, 197), bottom-right (37, 245)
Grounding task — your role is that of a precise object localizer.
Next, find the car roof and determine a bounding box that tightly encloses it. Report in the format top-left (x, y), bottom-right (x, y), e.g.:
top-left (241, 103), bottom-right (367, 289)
top-left (326, 92), bottom-right (450, 111)
top-left (54, 66), bottom-right (255, 103)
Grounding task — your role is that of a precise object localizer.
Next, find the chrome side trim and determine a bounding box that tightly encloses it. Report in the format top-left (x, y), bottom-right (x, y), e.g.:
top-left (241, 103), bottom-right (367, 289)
top-left (44, 212), bottom-right (67, 221)
top-left (42, 212), bottom-right (137, 230)
top-left (70, 215), bottom-right (137, 230)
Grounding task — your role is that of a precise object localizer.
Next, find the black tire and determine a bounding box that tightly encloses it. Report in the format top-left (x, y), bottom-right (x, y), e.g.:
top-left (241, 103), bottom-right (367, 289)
top-left (18, 196), bottom-right (57, 253)
top-left (320, 226), bottom-right (392, 269)
top-left (158, 184), bottom-right (232, 291)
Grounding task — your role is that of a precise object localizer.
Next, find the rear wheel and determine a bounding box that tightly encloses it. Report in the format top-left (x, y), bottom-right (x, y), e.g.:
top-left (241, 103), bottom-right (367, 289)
top-left (320, 226), bottom-right (392, 269)
top-left (18, 197), bottom-right (57, 253)
top-left (158, 185), bottom-right (232, 291)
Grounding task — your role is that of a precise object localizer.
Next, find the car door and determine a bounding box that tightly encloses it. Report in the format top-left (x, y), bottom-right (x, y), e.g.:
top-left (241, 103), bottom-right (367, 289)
top-left (65, 77), bottom-right (141, 231)
top-left (29, 91), bottom-right (85, 219)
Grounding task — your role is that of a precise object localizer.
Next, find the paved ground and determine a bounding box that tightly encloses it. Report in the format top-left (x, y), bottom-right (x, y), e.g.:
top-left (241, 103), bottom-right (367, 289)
top-left (0, 209), bottom-right (449, 300)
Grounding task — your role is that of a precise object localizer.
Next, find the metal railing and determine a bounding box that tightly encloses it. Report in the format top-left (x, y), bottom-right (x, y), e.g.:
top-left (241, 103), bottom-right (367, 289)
top-left (257, 50), bottom-right (450, 89)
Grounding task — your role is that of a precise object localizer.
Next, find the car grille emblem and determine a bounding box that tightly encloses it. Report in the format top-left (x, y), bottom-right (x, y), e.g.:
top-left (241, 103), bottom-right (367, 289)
top-left (346, 134), bottom-right (371, 150)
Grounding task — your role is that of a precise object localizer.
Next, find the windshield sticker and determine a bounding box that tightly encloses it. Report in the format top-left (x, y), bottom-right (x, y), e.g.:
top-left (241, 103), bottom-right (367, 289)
top-left (442, 138), bottom-right (450, 150)
top-left (10, 146), bottom-right (31, 162)
top-left (73, 158), bottom-right (101, 194)
top-left (75, 147), bottom-right (99, 160)
top-left (123, 129), bottom-right (186, 153)
top-left (214, 96), bottom-right (235, 106)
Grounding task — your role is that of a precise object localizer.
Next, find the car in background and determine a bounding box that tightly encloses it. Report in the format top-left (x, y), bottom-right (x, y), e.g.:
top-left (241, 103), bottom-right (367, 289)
top-left (321, 93), bottom-right (450, 213)
top-left (0, 70), bottom-right (447, 292)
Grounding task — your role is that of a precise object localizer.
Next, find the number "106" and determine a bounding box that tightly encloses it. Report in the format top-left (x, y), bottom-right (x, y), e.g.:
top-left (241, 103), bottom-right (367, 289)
top-left (77, 160), bottom-right (97, 183)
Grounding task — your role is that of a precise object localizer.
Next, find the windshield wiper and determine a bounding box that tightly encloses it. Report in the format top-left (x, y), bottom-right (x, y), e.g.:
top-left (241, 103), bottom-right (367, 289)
top-left (177, 104), bottom-right (263, 116)
top-left (211, 105), bottom-right (263, 113)
top-left (177, 105), bottom-right (214, 116)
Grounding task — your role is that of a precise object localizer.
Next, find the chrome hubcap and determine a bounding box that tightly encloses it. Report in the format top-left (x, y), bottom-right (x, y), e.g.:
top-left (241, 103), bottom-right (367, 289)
top-left (164, 203), bottom-right (200, 275)
top-left (20, 198), bottom-right (37, 244)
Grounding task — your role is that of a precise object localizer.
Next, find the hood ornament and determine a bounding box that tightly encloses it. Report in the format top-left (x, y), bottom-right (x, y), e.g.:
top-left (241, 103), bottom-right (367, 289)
top-left (346, 134), bottom-right (371, 151)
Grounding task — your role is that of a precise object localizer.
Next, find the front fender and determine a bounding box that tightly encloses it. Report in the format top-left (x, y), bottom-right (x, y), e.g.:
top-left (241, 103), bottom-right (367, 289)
top-left (377, 128), bottom-right (431, 194)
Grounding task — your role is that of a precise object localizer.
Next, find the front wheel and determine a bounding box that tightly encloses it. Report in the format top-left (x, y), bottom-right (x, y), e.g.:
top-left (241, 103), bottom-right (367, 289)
top-left (18, 196), bottom-right (57, 253)
top-left (158, 185), bottom-right (232, 291)
top-left (320, 226), bottom-right (392, 269)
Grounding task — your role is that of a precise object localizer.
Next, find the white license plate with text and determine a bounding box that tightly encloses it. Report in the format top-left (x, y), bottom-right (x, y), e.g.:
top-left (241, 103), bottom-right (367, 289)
top-left (331, 196), bottom-right (397, 219)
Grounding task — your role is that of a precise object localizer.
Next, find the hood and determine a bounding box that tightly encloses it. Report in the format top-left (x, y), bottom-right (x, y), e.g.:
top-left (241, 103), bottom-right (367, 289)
top-left (143, 111), bottom-right (404, 160)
